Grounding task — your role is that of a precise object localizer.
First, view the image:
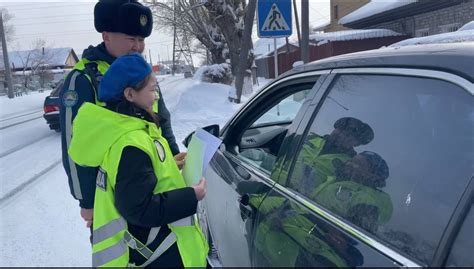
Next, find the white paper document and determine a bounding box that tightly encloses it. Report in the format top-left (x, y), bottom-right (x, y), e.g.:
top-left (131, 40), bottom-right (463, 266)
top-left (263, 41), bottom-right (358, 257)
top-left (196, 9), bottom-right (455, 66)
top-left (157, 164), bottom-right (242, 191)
top-left (182, 128), bottom-right (222, 186)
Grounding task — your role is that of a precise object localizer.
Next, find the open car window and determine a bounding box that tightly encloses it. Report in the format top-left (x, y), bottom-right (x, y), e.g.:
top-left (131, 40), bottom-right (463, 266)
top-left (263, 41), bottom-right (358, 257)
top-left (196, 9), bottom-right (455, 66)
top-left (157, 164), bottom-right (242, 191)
top-left (236, 83), bottom-right (316, 174)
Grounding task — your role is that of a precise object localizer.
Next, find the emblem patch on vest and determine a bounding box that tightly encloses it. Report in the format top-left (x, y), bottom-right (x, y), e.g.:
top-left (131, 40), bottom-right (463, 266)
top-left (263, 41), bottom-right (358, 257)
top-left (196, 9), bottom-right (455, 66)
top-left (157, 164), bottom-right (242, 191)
top-left (154, 140), bottom-right (166, 162)
top-left (336, 185), bottom-right (352, 202)
top-left (62, 90), bottom-right (78, 107)
top-left (96, 168), bottom-right (107, 192)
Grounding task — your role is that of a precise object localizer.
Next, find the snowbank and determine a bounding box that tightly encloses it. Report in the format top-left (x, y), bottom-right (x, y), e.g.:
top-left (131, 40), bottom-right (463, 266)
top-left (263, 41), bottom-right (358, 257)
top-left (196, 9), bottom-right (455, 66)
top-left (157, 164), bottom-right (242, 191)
top-left (459, 20), bottom-right (474, 31)
top-left (339, 0), bottom-right (417, 25)
top-left (389, 29), bottom-right (474, 47)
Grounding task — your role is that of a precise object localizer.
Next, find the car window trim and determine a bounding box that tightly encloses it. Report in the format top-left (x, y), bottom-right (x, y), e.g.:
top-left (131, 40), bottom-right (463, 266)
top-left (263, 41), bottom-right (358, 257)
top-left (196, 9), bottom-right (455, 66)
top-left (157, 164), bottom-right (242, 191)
top-left (434, 177), bottom-right (473, 266)
top-left (271, 182), bottom-right (422, 267)
top-left (331, 67), bottom-right (473, 95)
top-left (221, 70), bottom-right (331, 136)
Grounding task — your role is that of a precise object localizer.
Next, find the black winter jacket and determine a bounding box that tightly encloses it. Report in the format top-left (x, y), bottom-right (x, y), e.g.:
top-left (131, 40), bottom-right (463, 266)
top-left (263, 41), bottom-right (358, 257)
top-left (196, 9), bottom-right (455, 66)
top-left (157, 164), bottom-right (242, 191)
top-left (59, 43), bottom-right (180, 209)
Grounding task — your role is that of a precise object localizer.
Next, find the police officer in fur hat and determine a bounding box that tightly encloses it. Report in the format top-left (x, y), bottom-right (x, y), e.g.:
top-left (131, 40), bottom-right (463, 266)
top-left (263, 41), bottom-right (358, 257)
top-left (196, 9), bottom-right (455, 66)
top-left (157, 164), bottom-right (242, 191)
top-left (59, 0), bottom-right (182, 240)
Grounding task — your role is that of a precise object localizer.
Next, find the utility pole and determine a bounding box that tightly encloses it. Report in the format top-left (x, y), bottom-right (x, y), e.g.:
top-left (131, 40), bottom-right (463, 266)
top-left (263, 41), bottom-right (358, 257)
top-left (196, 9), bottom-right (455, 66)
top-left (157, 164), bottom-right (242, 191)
top-left (171, 0), bottom-right (177, 76)
top-left (0, 11), bottom-right (14, 99)
top-left (148, 49), bottom-right (153, 67)
top-left (301, 0), bottom-right (309, 63)
top-left (293, 0), bottom-right (302, 49)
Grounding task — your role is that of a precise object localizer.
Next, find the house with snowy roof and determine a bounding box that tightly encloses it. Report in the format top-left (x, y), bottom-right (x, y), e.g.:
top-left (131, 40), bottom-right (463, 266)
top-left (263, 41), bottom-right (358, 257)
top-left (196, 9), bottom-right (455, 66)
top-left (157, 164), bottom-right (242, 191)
top-left (0, 47), bottom-right (78, 92)
top-left (0, 47), bottom-right (78, 73)
top-left (339, 0), bottom-right (473, 37)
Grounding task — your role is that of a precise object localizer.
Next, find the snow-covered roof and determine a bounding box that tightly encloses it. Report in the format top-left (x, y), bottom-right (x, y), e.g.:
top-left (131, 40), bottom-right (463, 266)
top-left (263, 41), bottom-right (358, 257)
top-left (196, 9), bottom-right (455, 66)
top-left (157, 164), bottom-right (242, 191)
top-left (310, 29), bottom-right (402, 46)
top-left (312, 20), bottom-right (331, 31)
top-left (339, 0), bottom-right (417, 25)
top-left (459, 20), bottom-right (474, 31)
top-left (0, 47), bottom-right (75, 70)
top-left (389, 29), bottom-right (474, 47)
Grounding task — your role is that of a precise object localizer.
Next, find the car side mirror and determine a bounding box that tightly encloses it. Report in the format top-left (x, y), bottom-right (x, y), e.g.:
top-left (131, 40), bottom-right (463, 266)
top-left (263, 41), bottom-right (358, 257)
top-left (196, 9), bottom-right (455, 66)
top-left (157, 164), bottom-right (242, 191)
top-left (182, 124), bottom-right (220, 148)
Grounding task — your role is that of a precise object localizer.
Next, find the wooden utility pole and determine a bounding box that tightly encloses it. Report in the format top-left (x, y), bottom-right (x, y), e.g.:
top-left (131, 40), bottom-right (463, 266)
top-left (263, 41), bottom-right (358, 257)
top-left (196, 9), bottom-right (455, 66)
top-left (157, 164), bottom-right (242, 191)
top-left (233, 0), bottom-right (257, 103)
top-left (0, 11), bottom-right (14, 99)
top-left (171, 0), bottom-right (177, 76)
top-left (293, 0), bottom-right (302, 49)
top-left (301, 0), bottom-right (309, 63)
top-left (149, 49), bottom-right (153, 66)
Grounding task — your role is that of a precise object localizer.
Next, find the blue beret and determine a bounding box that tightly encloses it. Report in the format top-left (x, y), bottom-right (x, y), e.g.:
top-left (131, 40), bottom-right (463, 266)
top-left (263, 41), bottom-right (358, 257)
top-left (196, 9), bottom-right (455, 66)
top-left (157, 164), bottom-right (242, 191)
top-left (360, 151), bottom-right (389, 180)
top-left (99, 53), bottom-right (152, 102)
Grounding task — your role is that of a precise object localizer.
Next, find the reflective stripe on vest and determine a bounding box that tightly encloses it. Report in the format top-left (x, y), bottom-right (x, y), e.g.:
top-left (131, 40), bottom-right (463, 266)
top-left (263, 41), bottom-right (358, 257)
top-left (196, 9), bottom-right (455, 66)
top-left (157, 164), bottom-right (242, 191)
top-left (93, 239), bottom-right (128, 267)
top-left (93, 217), bottom-right (127, 245)
top-left (65, 71), bottom-right (83, 200)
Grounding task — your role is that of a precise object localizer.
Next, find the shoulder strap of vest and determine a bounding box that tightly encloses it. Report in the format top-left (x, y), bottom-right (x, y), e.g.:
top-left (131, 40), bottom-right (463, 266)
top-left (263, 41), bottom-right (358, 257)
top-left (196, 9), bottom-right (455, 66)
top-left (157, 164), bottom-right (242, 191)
top-left (83, 61), bottom-right (101, 92)
top-left (73, 59), bottom-right (107, 106)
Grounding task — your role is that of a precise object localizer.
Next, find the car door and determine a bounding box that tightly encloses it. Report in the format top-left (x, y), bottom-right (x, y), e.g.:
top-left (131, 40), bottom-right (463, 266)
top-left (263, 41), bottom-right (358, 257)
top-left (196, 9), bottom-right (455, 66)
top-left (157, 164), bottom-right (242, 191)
top-left (202, 73), bottom-right (325, 266)
top-left (254, 68), bottom-right (473, 267)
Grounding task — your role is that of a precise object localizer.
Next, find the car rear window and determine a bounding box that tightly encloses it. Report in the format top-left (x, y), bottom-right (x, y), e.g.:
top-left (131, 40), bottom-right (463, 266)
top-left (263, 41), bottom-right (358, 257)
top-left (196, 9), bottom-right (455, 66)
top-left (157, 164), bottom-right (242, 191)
top-left (50, 81), bottom-right (64, 97)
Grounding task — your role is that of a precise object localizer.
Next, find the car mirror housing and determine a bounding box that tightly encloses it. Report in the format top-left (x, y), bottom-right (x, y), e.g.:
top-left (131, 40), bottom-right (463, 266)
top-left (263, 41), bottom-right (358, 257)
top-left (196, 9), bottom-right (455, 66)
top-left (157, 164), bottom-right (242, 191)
top-left (182, 124), bottom-right (220, 148)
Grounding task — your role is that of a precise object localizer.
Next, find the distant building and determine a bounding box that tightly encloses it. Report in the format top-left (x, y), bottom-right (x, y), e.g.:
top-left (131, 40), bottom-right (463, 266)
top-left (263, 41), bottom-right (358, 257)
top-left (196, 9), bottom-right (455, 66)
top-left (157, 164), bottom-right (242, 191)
top-left (315, 0), bottom-right (369, 32)
top-left (0, 47), bottom-right (78, 72)
top-left (0, 47), bottom-right (78, 92)
top-left (340, 0), bottom-right (474, 37)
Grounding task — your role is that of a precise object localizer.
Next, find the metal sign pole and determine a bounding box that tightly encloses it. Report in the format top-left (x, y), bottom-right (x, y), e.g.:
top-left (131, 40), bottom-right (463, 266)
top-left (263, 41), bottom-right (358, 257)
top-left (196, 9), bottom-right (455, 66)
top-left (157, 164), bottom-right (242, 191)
top-left (274, 38), bottom-right (278, 78)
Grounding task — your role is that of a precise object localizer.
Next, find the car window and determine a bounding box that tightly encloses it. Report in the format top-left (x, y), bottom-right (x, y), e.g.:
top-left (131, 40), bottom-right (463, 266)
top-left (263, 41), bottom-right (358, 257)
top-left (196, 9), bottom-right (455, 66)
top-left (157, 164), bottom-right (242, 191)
top-left (50, 80), bottom-right (64, 97)
top-left (252, 90), bottom-right (310, 127)
top-left (287, 74), bottom-right (473, 264)
top-left (445, 202), bottom-right (474, 266)
top-left (237, 81), bottom-right (317, 174)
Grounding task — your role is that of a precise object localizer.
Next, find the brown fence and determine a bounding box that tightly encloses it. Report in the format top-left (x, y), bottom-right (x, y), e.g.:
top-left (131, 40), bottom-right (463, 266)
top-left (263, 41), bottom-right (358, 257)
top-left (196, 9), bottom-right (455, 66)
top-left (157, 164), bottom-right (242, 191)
top-left (256, 35), bottom-right (409, 79)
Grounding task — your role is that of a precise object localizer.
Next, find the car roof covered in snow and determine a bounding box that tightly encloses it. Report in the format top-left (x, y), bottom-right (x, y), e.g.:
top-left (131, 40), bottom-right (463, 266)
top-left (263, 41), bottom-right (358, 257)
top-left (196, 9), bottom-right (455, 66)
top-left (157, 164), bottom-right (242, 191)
top-left (284, 42), bottom-right (474, 83)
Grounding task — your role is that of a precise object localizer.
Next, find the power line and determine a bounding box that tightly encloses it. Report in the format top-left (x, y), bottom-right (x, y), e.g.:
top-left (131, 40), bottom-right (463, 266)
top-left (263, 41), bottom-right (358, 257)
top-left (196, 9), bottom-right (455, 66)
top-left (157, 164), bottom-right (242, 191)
top-left (309, 6), bottom-right (330, 20)
top-left (11, 13), bottom-right (91, 21)
top-left (14, 18), bottom-right (92, 27)
top-left (12, 29), bottom-right (97, 38)
top-left (5, 3), bottom-right (92, 11)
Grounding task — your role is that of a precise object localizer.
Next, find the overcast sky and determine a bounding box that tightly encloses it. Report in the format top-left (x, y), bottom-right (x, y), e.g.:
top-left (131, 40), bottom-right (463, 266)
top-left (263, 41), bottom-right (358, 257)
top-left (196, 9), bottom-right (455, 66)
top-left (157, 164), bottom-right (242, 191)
top-left (1, 0), bottom-right (330, 65)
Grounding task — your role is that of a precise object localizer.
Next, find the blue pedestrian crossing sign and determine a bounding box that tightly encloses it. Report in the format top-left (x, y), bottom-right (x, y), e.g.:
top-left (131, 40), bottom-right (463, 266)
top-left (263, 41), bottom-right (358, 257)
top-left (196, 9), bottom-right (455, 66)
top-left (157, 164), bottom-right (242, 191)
top-left (257, 0), bottom-right (292, 38)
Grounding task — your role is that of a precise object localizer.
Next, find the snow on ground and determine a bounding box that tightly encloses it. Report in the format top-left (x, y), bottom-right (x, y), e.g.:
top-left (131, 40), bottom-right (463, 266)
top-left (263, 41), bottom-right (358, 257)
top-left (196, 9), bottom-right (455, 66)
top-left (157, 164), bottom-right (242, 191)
top-left (0, 165), bottom-right (91, 266)
top-left (0, 74), bottom-right (271, 266)
top-left (0, 90), bottom-right (51, 118)
top-left (389, 29), bottom-right (474, 47)
top-left (160, 74), bottom-right (271, 151)
top-left (339, 0), bottom-right (417, 25)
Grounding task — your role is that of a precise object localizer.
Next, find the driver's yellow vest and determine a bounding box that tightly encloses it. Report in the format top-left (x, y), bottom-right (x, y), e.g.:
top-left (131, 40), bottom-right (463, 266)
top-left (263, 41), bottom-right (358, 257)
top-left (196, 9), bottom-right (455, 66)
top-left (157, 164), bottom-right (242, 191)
top-left (69, 104), bottom-right (207, 267)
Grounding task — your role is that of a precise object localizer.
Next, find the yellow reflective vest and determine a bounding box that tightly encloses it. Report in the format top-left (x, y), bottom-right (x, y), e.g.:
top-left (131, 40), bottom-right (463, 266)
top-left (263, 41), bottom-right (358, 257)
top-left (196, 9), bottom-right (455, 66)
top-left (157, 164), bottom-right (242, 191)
top-left (68, 103), bottom-right (207, 267)
top-left (72, 58), bottom-right (159, 112)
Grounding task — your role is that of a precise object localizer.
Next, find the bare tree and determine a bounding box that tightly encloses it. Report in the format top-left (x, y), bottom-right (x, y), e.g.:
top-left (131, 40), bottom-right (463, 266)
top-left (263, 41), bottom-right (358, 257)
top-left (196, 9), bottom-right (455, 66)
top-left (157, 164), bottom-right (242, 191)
top-left (0, 8), bottom-right (15, 44)
top-left (146, 0), bottom-right (254, 76)
top-left (17, 39), bottom-right (55, 90)
top-left (146, 0), bottom-right (227, 65)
